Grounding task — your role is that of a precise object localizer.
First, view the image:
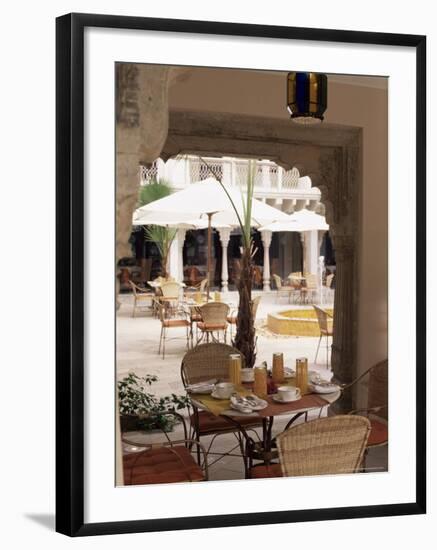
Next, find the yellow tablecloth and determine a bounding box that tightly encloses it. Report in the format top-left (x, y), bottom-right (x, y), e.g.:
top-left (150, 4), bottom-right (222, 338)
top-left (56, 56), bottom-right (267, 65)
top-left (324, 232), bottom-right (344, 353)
top-left (194, 386), bottom-right (252, 416)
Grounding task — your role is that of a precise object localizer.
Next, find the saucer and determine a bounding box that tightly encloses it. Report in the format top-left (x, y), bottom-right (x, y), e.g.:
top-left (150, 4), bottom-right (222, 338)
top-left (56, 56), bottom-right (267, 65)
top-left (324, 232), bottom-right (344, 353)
top-left (272, 393), bottom-right (301, 403)
top-left (211, 390), bottom-right (231, 400)
top-left (308, 383), bottom-right (340, 394)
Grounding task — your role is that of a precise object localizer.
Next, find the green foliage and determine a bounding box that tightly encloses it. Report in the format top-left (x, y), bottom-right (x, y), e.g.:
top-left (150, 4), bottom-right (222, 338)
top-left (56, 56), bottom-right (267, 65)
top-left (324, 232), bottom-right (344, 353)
top-left (143, 225), bottom-right (177, 278)
top-left (138, 177), bottom-right (176, 277)
top-left (118, 373), bottom-right (190, 432)
top-left (138, 178), bottom-right (173, 207)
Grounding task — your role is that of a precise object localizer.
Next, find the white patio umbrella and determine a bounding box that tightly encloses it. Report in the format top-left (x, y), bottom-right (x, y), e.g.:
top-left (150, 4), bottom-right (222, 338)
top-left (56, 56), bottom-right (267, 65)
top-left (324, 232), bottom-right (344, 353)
top-left (134, 178), bottom-right (289, 296)
top-left (258, 208), bottom-right (329, 232)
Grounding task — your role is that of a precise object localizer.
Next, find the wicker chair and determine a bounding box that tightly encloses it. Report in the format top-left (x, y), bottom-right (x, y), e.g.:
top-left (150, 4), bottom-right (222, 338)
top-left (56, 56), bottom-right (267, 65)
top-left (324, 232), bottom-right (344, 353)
top-left (313, 305), bottom-right (334, 368)
top-left (128, 281), bottom-right (154, 317)
top-left (272, 274), bottom-right (294, 303)
top-left (249, 415), bottom-right (371, 479)
top-left (155, 300), bottom-right (191, 359)
top-left (181, 343), bottom-right (262, 467)
top-left (333, 359), bottom-right (388, 454)
top-left (196, 302), bottom-right (230, 344)
top-left (122, 415), bottom-right (208, 485)
top-left (301, 273), bottom-right (318, 303)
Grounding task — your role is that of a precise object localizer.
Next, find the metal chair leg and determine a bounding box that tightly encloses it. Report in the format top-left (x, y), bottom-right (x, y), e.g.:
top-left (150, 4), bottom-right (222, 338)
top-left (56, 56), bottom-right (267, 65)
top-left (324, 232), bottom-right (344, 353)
top-left (315, 334), bottom-right (322, 363)
top-left (158, 325), bottom-right (163, 355)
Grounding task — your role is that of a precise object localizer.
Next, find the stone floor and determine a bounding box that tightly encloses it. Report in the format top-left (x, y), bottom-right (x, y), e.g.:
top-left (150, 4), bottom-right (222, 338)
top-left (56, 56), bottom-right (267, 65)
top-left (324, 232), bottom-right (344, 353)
top-left (117, 290), bottom-right (388, 482)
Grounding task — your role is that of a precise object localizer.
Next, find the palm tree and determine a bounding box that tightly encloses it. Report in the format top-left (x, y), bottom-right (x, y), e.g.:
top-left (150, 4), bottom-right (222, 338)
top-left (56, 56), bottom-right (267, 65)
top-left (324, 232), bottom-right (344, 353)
top-left (138, 178), bottom-right (176, 278)
top-left (199, 158), bottom-right (257, 367)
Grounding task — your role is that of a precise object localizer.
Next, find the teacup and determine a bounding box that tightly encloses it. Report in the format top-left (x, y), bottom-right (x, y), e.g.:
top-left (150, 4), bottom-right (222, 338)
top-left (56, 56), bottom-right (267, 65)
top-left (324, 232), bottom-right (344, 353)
top-left (276, 385), bottom-right (301, 402)
top-left (241, 368), bottom-right (255, 383)
top-left (214, 382), bottom-right (235, 399)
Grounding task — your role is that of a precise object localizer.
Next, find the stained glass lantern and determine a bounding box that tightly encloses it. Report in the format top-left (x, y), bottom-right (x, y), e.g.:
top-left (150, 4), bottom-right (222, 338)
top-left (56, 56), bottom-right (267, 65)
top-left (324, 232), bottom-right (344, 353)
top-left (287, 72), bottom-right (328, 124)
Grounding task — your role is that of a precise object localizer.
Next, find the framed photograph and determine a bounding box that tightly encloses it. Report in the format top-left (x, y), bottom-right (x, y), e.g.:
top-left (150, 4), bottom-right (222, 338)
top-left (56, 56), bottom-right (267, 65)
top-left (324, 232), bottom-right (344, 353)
top-left (56, 13), bottom-right (426, 536)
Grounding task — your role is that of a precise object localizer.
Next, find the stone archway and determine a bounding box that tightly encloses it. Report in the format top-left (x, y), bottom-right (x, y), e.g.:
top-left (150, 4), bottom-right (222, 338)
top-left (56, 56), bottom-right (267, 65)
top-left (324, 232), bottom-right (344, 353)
top-left (160, 110), bottom-right (362, 385)
top-left (115, 62), bottom-right (362, 385)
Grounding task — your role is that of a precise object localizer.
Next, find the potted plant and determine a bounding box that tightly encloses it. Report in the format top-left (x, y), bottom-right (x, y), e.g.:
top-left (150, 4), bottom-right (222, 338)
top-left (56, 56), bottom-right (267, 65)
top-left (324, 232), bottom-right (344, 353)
top-left (117, 372), bottom-right (190, 432)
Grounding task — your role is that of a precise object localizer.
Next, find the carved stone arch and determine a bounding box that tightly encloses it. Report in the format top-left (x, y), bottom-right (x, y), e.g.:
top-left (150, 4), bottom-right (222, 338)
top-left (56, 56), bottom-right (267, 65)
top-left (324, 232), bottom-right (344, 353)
top-left (161, 110), bottom-right (362, 384)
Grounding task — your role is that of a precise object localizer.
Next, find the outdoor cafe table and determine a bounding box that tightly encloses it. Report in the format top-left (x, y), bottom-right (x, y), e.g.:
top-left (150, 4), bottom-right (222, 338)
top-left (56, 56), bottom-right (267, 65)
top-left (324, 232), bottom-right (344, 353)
top-left (188, 383), bottom-right (341, 468)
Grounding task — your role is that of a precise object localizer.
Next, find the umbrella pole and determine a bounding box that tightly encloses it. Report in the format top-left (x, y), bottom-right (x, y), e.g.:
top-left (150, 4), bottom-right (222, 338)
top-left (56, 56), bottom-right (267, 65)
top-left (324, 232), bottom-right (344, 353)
top-left (207, 212), bottom-right (213, 301)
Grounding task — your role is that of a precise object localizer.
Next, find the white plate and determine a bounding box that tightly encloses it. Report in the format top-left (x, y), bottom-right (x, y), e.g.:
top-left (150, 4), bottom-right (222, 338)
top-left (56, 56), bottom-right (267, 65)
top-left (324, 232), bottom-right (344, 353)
top-left (211, 390), bottom-right (231, 400)
top-left (229, 403), bottom-right (253, 414)
top-left (272, 393), bottom-right (301, 403)
top-left (309, 383), bottom-right (340, 394)
top-left (230, 396), bottom-right (268, 413)
top-left (188, 386), bottom-right (214, 394)
top-left (244, 397), bottom-right (268, 411)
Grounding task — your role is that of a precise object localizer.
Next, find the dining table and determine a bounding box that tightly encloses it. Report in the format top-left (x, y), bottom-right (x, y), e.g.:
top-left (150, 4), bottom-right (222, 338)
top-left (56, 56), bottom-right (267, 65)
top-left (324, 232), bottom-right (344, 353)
top-left (187, 377), bottom-right (341, 475)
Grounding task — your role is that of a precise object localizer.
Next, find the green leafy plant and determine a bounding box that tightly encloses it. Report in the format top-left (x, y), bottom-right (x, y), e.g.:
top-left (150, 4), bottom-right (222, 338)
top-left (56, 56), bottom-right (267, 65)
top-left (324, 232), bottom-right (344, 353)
top-left (138, 178), bottom-right (176, 278)
top-left (138, 177), bottom-right (173, 208)
top-left (118, 373), bottom-right (190, 432)
top-left (199, 157), bottom-right (257, 368)
top-left (143, 224), bottom-right (177, 278)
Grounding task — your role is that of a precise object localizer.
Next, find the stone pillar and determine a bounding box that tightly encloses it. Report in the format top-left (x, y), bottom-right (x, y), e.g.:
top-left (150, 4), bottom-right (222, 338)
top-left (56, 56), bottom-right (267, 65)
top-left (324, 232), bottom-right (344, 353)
top-left (305, 230), bottom-right (319, 275)
top-left (168, 236), bottom-right (179, 281)
top-left (300, 233), bottom-right (305, 273)
top-left (261, 230), bottom-right (272, 291)
top-left (218, 227), bottom-right (231, 292)
top-left (178, 228), bottom-right (187, 283)
top-left (330, 235), bottom-right (355, 385)
top-left (116, 64), bottom-right (174, 265)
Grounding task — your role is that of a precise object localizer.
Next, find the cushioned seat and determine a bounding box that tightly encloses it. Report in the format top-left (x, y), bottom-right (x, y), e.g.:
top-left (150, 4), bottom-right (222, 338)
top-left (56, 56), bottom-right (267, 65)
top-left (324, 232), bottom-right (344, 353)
top-left (249, 463), bottom-right (282, 479)
top-left (197, 322), bottom-right (227, 331)
top-left (163, 319), bottom-right (190, 328)
top-left (123, 446), bottom-right (204, 485)
top-left (367, 418), bottom-right (388, 447)
top-left (193, 410), bottom-right (261, 435)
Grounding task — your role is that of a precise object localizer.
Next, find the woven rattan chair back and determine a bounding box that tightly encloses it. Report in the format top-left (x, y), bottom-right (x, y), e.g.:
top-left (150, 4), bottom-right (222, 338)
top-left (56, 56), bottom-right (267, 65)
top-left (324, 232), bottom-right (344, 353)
top-left (129, 280), bottom-right (139, 297)
top-left (277, 415), bottom-right (371, 477)
top-left (313, 305), bottom-right (330, 333)
top-left (154, 300), bottom-right (168, 322)
top-left (199, 278), bottom-right (208, 292)
top-left (161, 282), bottom-right (180, 298)
top-left (198, 302), bottom-right (230, 325)
top-left (368, 360), bottom-right (388, 420)
top-left (273, 274), bottom-right (282, 290)
top-left (181, 343), bottom-right (243, 386)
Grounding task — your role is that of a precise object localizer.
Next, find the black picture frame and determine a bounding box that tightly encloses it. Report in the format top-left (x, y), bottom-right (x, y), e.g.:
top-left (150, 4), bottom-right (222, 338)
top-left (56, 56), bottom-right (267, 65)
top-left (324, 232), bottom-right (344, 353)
top-left (56, 12), bottom-right (426, 537)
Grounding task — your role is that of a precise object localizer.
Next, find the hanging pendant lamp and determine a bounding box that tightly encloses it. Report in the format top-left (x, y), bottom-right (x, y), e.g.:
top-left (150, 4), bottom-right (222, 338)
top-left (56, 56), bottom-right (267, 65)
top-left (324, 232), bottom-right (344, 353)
top-left (287, 72), bottom-right (328, 124)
